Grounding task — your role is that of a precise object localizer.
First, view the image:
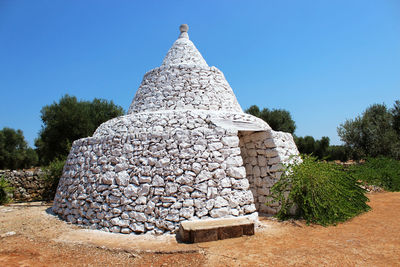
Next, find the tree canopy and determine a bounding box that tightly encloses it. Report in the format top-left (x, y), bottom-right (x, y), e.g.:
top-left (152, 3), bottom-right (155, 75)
top-left (0, 127), bottom-right (38, 169)
top-left (245, 105), bottom-right (296, 134)
top-left (337, 102), bottom-right (400, 159)
top-left (35, 94), bottom-right (124, 164)
top-left (294, 135), bottom-right (333, 159)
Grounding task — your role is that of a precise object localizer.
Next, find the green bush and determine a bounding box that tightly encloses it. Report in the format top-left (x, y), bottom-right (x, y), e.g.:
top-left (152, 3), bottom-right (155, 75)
top-left (270, 156), bottom-right (371, 226)
top-left (0, 176), bottom-right (13, 204)
top-left (349, 157), bottom-right (400, 191)
top-left (42, 158), bottom-right (66, 200)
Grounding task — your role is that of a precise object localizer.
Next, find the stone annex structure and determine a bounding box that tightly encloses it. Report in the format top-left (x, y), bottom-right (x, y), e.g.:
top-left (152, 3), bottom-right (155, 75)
top-left (52, 25), bottom-right (300, 234)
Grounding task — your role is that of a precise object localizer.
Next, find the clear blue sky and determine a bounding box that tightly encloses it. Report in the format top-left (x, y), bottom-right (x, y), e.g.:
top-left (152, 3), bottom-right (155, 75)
top-left (1, 0), bottom-right (399, 147)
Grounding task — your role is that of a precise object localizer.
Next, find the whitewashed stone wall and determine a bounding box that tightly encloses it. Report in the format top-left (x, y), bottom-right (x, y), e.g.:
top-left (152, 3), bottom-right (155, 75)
top-left (53, 111), bottom-right (258, 234)
top-left (239, 131), bottom-right (300, 214)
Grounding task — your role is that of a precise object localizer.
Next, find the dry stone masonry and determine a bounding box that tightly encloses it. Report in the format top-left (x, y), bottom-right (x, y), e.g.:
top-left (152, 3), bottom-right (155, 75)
top-left (52, 25), bottom-right (300, 234)
top-left (1, 168), bottom-right (46, 201)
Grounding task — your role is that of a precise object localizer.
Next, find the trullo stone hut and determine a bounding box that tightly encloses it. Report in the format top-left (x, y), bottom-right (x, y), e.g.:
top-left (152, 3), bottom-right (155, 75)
top-left (52, 24), bottom-right (300, 234)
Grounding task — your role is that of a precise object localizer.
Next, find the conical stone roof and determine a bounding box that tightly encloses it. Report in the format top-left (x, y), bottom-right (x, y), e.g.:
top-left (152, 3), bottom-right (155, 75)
top-left (128, 24), bottom-right (243, 114)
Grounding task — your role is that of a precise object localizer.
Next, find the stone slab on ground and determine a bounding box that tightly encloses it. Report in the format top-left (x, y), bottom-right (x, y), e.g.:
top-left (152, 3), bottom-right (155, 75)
top-left (179, 217), bottom-right (254, 243)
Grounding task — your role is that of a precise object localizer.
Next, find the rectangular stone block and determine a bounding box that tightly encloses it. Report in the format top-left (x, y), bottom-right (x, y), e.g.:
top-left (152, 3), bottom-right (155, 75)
top-left (242, 223), bottom-right (255, 235)
top-left (218, 225), bottom-right (243, 240)
top-left (192, 228), bottom-right (219, 243)
top-left (179, 217), bottom-right (255, 243)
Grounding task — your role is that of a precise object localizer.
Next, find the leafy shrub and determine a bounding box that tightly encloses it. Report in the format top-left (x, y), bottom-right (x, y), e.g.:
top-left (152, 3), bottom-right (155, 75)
top-left (270, 156), bottom-right (371, 226)
top-left (42, 158), bottom-right (66, 200)
top-left (349, 157), bottom-right (400, 191)
top-left (0, 176), bottom-right (13, 204)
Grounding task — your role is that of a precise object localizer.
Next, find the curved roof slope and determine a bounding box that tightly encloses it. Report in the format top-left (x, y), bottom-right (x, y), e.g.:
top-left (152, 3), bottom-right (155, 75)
top-left (128, 25), bottom-right (243, 114)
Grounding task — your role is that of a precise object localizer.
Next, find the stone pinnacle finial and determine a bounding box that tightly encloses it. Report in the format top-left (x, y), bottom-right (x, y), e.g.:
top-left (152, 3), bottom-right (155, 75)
top-left (180, 24), bottom-right (189, 33)
top-left (179, 24), bottom-right (189, 39)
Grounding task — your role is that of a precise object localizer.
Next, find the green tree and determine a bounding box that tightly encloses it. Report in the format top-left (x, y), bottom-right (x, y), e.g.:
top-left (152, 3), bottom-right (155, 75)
top-left (391, 100), bottom-right (400, 136)
top-left (0, 127), bottom-right (38, 169)
top-left (294, 135), bottom-right (331, 159)
top-left (35, 94), bottom-right (124, 164)
top-left (245, 105), bottom-right (296, 134)
top-left (338, 103), bottom-right (400, 159)
top-left (326, 145), bottom-right (350, 162)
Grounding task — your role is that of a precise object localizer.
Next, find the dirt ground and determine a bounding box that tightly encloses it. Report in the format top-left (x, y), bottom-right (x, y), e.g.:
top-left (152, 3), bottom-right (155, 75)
top-left (1, 192), bottom-right (399, 267)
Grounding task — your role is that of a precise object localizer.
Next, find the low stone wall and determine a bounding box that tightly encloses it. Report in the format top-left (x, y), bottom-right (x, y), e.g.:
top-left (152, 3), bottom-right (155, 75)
top-left (0, 168), bottom-right (46, 201)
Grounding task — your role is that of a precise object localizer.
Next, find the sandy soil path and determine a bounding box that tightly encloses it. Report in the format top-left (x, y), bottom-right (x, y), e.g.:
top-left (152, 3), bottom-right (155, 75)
top-left (0, 192), bottom-right (399, 266)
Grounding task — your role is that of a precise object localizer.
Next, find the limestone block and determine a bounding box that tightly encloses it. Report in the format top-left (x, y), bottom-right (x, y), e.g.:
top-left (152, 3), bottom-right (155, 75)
top-left (207, 187), bottom-right (218, 199)
top-left (130, 223), bottom-right (145, 233)
top-left (255, 177), bottom-right (262, 187)
top-left (180, 185), bottom-right (194, 193)
top-left (210, 207), bottom-right (229, 218)
top-left (226, 167), bottom-right (246, 179)
top-left (138, 184), bottom-right (150, 196)
top-left (245, 164), bottom-right (253, 175)
top-left (232, 179), bottom-right (249, 190)
top-left (192, 162), bottom-right (202, 174)
top-left (108, 195), bottom-right (120, 204)
top-left (139, 176), bottom-right (152, 183)
top-left (253, 166), bottom-right (261, 177)
top-left (269, 164), bottom-right (283, 172)
top-left (208, 162), bottom-right (220, 171)
top-left (194, 144), bottom-right (206, 151)
top-left (245, 142), bottom-right (255, 149)
top-left (264, 139), bottom-right (276, 148)
top-left (225, 156), bottom-right (243, 167)
top-left (214, 196), bottom-right (229, 208)
top-left (154, 187), bottom-right (164, 195)
top-left (257, 187), bottom-right (269, 196)
top-left (110, 226), bottom-right (121, 233)
top-left (180, 207), bottom-right (195, 218)
top-left (208, 142), bottom-right (223, 150)
top-left (257, 156), bottom-right (268, 167)
top-left (115, 171), bottom-right (129, 186)
top-left (195, 170), bottom-right (212, 183)
top-left (183, 199), bottom-right (194, 207)
top-left (221, 136), bottom-right (239, 148)
top-left (101, 172), bottom-right (115, 185)
top-left (152, 175), bottom-right (165, 186)
top-left (196, 208), bottom-right (209, 217)
top-left (220, 177), bottom-right (231, 188)
top-left (130, 175), bottom-right (140, 185)
top-left (231, 209), bottom-right (239, 216)
top-left (206, 199), bottom-right (215, 210)
top-left (115, 163), bottom-right (128, 172)
top-left (247, 149), bottom-right (257, 157)
top-left (124, 184), bottom-right (139, 198)
top-left (269, 156), bottom-right (280, 165)
top-left (243, 204), bottom-right (256, 213)
top-left (176, 175), bottom-right (194, 185)
top-left (156, 158), bottom-right (170, 168)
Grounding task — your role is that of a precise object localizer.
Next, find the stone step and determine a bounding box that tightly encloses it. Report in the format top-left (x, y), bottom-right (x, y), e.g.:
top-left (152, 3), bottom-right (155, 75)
top-left (178, 217), bottom-right (255, 243)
